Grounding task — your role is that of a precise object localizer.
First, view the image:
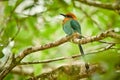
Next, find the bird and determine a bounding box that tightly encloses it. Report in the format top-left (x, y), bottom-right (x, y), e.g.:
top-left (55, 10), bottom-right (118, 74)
top-left (60, 13), bottom-right (89, 70)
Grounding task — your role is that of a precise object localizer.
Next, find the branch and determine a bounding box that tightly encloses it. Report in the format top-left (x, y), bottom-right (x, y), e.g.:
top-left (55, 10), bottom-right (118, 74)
top-left (19, 54), bottom-right (81, 65)
top-left (28, 62), bottom-right (105, 80)
top-left (11, 23), bottom-right (21, 41)
top-left (76, 0), bottom-right (120, 10)
top-left (16, 35), bottom-right (73, 61)
top-left (0, 35), bottom-right (73, 79)
top-left (16, 29), bottom-right (119, 62)
top-left (0, 29), bottom-right (119, 79)
top-left (19, 43), bottom-right (115, 65)
top-left (72, 29), bottom-right (120, 44)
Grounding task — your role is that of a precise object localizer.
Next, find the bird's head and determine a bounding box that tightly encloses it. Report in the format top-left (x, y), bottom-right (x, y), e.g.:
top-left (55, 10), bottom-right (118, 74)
top-left (60, 13), bottom-right (77, 20)
top-left (60, 13), bottom-right (77, 24)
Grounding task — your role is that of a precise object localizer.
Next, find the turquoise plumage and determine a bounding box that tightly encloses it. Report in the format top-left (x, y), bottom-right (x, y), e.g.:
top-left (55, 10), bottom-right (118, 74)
top-left (63, 19), bottom-right (81, 35)
top-left (61, 13), bottom-right (89, 70)
top-left (62, 18), bottom-right (84, 55)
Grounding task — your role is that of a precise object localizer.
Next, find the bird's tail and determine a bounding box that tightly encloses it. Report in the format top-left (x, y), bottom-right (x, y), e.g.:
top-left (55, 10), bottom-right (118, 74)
top-left (78, 44), bottom-right (89, 70)
top-left (78, 44), bottom-right (84, 56)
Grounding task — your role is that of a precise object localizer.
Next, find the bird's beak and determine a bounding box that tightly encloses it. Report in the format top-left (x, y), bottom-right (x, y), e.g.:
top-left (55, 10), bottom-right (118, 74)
top-left (60, 13), bottom-right (66, 17)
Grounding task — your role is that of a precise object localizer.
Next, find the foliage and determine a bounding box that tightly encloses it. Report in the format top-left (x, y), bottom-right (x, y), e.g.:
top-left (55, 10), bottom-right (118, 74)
top-left (0, 0), bottom-right (120, 80)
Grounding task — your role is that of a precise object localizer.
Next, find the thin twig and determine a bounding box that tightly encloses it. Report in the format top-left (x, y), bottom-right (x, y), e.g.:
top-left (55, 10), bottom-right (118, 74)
top-left (79, 6), bottom-right (104, 31)
top-left (73, 1), bottom-right (103, 31)
top-left (11, 21), bottom-right (21, 41)
top-left (19, 43), bottom-right (114, 65)
top-left (99, 40), bottom-right (120, 44)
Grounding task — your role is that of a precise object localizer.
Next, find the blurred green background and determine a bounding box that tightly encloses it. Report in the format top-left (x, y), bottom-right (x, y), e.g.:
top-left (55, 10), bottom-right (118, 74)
top-left (0, 0), bottom-right (120, 80)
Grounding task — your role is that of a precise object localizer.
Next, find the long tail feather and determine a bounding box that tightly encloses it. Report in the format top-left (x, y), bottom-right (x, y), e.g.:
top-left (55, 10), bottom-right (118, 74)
top-left (78, 44), bottom-right (84, 56)
top-left (78, 44), bottom-right (89, 70)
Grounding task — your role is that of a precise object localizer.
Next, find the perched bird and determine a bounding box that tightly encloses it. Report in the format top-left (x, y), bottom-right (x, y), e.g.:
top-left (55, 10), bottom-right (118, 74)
top-left (61, 13), bottom-right (89, 70)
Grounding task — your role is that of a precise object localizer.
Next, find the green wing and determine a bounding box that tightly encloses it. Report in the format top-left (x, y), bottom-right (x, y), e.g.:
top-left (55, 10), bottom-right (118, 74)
top-left (63, 20), bottom-right (74, 35)
top-left (70, 19), bottom-right (81, 34)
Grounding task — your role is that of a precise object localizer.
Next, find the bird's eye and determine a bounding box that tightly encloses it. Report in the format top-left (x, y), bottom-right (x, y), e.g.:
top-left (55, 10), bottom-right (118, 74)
top-left (66, 15), bottom-right (72, 18)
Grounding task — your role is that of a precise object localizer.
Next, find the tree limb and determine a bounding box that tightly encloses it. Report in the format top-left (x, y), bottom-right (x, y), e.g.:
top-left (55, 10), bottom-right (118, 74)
top-left (76, 0), bottom-right (120, 10)
top-left (72, 29), bottom-right (120, 44)
top-left (0, 29), bottom-right (120, 79)
top-left (19, 43), bottom-right (115, 65)
top-left (28, 62), bottom-right (105, 80)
